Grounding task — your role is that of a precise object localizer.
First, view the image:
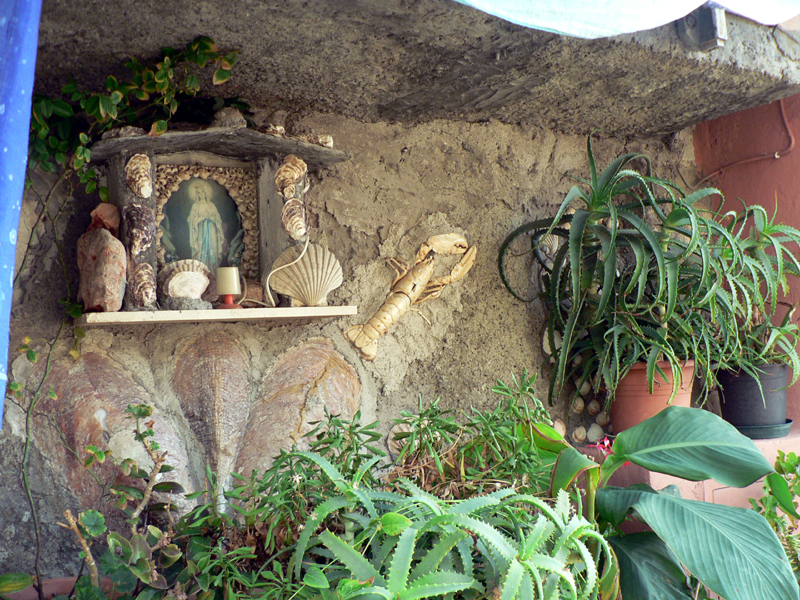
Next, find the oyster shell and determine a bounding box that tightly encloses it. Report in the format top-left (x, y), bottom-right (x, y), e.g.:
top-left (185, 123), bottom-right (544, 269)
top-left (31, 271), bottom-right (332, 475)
top-left (269, 243), bottom-right (343, 307)
top-left (281, 198), bottom-right (307, 241)
top-left (275, 154), bottom-right (308, 199)
top-left (122, 203), bottom-right (156, 257)
top-left (128, 262), bottom-right (156, 308)
top-left (125, 154), bottom-right (153, 198)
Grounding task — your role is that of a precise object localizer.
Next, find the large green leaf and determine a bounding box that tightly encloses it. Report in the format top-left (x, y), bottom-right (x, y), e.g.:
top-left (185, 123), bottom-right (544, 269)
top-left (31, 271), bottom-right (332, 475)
top-left (597, 486), bottom-right (799, 600)
top-left (608, 532), bottom-right (691, 600)
top-left (601, 406), bottom-right (773, 486)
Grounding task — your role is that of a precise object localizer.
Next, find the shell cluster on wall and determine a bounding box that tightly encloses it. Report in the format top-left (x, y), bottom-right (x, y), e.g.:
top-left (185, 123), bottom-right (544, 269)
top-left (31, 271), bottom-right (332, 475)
top-left (270, 243), bottom-right (343, 306)
top-left (276, 155), bottom-right (309, 241)
top-left (33, 335), bottom-right (361, 516)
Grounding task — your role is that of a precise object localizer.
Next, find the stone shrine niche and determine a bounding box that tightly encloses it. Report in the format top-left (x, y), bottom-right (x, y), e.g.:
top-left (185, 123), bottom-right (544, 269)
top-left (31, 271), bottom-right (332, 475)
top-left (155, 164), bottom-right (258, 280)
top-left (79, 118), bottom-right (356, 326)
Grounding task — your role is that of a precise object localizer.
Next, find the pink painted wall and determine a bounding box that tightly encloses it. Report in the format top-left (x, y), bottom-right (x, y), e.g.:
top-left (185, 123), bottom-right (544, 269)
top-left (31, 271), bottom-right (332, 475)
top-left (694, 95), bottom-right (800, 422)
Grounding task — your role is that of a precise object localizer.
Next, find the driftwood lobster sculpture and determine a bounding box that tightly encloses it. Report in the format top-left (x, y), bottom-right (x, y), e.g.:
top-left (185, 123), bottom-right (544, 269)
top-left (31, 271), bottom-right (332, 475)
top-left (346, 233), bottom-right (477, 360)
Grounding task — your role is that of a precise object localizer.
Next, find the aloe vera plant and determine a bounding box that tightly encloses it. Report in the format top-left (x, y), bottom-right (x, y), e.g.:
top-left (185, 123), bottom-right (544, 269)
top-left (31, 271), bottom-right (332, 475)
top-left (293, 451), bottom-right (618, 600)
top-left (499, 134), bottom-right (747, 408)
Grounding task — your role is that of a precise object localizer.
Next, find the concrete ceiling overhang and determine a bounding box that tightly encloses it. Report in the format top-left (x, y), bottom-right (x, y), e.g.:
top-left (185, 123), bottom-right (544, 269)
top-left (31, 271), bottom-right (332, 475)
top-left (35, 0), bottom-right (800, 136)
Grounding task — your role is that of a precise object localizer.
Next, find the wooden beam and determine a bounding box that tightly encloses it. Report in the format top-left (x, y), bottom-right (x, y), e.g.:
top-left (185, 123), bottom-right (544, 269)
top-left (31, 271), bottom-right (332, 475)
top-left (75, 305), bottom-right (358, 327)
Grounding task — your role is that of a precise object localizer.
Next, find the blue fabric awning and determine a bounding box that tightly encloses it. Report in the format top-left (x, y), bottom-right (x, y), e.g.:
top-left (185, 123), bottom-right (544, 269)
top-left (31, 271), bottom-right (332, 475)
top-left (0, 0), bottom-right (42, 425)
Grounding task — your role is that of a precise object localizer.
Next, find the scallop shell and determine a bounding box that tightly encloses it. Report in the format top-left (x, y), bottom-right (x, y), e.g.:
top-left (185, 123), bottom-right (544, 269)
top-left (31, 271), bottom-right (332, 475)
top-left (552, 418), bottom-right (567, 437)
top-left (158, 259), bottom-right (212, 288)
top-left (281, 198), bottom-right (307, 241)
top-left (275, 154), bottom-right (308, 199)
top-left (572, 397), bottom-right (585, 414)
top-left (162, 270), bottom-right (210, 300)
top-left (128, 263), bottom-right (156, 308)
top-left (125, 154), bottom-right (153, 198)
top-left (536, 232), bottom-right (559, 264)
top-left (587, 399), bottom-right (601, 415)
top-left (269, 243), bottom-right (343, 307)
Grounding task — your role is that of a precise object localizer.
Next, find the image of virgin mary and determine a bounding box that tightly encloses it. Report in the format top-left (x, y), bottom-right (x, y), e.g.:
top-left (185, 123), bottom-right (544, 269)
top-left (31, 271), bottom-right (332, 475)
top-left (187, 179), bottom-right (225, 271)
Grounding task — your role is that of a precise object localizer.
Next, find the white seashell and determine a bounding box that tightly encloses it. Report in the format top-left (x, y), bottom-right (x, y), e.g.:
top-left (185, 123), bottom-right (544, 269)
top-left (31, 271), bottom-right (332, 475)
top-left (537, 233), bottom-right (559, 264)
top-left (587, 423), bottom-right (605, 443)
top-left (125, 154), bottom-right (153, 198)
top-left (158, 259), bottom-right (212, 288)
top-left (542, 330), bottom-right (562, 363)
top-left (573, 354), bottom-right (582, 366)
top-left (572, 397), bottom-right (585, 414)
top-left (552, 418), bottom-right (567, 437)
top-left (596, 411), bottom-right (610, 427)
top-left (572, 426), bottom-right (587, 444)
top-left (577, 379), bottom-right (592, 397)
top-left (587, 399), bottom-right (601, 415)
top-left (269, 243), bottom-right (343, 307)
top-left (281, 198), bottom-right (307, 241)
top-left (162, 271), bottom-right (210, 300)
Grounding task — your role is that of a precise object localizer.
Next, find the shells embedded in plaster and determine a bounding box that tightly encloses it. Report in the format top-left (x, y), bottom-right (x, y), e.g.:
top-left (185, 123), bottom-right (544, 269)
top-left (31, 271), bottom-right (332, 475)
top-left (587, 423), bottom-right (605, 443)
top-left (552, 418), bottom-right (567, 437)
top-left (261, 124), bottom-right (285, 137)
top-left (536, 232), bottom-right (559, 265)
top-left (125, 154), bottom-right (153, 198)
top-left (281, 198), bottom-right (308, 241)
top-left (173, 332), bottom-right (250, 497)
top-left (572, 397), bottom-right (585, 414)
top-left (275, 154), bottom-right (308, 199)
top-left (269, 243), bottom-right (343, 307)
top-left (35, 352), bottom-right (192, 515)
top-left (292, 132), bottom-right (334, 148)
top-left (596, 411), bottom-right (610, 427)
top-left (542, 330), bottom-right (561, 363)
top-left (572, 426), bottom-right (587, 444)
top-left (122, 203), bottom-right (156, 257)
top-left (88, 203), bottom-right (121, 237)
top-left (128, 263), bottom-right (157, 308)
top-left (587, 399), bottom-right (601, 415)
top-left (236, 338), bottom-right (361, 478)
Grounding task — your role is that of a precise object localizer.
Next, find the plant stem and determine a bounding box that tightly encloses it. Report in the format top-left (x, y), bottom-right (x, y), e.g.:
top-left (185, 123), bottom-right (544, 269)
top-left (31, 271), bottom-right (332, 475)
top-left (21, 317), bottom-right (65, 600)
top-left (129, 440), bottom-right (167, 536)
top-left (57, 510), bottom-right (99, 587)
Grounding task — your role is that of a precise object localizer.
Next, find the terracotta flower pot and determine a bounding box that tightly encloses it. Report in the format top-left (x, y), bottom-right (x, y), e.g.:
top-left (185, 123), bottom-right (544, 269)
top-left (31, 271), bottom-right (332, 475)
top-left (5, 577), bottom-right (116, 600)
top-left (609, 360), bottom-right (695, 433)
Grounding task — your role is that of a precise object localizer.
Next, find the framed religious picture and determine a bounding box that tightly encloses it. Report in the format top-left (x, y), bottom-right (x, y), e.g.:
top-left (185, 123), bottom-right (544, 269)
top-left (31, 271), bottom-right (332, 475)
top-left (155, 165), bottom-right (259, 280)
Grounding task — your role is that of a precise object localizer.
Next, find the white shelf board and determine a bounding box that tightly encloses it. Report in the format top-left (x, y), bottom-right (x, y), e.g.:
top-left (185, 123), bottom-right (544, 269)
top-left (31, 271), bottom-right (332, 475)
top-left (75, 306), bottom-right (358, 327)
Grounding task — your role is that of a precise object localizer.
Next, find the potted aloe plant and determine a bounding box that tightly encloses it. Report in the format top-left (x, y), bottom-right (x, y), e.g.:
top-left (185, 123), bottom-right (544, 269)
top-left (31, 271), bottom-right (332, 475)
top-left (712, 202), bottom-right (800, 438)
top-left (499, 134), bottom-right (741, 431)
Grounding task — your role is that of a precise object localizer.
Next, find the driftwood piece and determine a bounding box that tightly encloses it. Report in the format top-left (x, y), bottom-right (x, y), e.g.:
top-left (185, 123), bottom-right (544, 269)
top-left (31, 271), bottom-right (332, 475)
top-left (108, 150), bottom-right (157, 310)
top-left (77, 228), bottom-right (127, 312)
top-left (90, 128), bottom-right (351, 170)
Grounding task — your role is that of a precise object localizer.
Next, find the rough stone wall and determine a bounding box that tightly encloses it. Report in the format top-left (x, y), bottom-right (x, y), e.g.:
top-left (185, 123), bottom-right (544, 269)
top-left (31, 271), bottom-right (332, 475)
top-left (0, 116), bottom-right (695, 574)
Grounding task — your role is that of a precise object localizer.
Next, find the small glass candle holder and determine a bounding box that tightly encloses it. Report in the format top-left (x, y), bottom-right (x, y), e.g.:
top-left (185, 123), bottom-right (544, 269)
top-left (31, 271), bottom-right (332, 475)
top-left (215, 267), bottom-right (242, 309)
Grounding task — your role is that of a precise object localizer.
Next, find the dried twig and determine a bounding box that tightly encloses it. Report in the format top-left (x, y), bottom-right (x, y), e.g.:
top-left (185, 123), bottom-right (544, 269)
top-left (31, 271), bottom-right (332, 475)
top-left (57, 510), bottom-right (99, 587)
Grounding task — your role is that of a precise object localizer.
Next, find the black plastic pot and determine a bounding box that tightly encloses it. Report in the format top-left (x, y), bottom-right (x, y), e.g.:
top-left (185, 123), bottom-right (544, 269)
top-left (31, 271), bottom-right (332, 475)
top-left (717, 364), bottom-right (791, 438)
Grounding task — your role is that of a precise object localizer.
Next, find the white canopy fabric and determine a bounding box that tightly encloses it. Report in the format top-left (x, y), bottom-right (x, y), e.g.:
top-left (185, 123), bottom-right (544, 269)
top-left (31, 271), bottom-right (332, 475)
top-left (452, 0), bottom-right (800, 39)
